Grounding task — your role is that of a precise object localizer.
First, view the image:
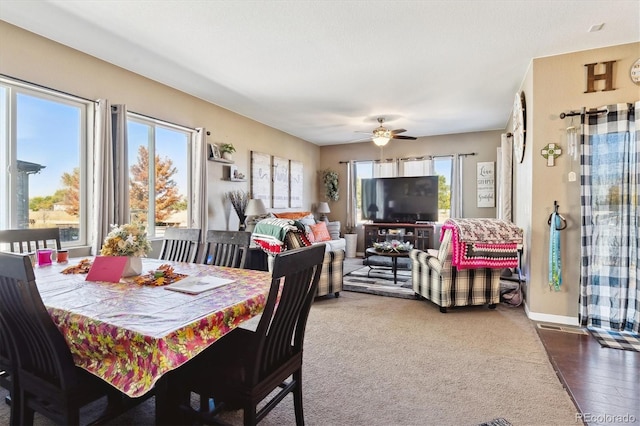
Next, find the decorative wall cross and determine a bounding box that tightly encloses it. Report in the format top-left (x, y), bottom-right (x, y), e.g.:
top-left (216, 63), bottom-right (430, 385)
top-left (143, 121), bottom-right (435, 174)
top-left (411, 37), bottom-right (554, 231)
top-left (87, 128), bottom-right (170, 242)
top-left (541, 143), bottom-right (562, 167)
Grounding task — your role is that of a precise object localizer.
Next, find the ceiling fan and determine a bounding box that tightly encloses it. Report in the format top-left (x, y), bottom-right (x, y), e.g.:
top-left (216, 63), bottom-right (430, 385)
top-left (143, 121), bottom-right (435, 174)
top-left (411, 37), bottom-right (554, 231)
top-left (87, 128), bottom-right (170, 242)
top-left (359, 117), bottom-right (417, 146)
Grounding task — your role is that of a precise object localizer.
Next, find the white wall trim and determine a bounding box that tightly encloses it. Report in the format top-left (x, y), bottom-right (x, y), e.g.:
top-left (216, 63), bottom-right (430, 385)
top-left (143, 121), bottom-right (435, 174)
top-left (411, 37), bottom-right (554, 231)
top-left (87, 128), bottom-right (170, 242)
top-left (524, 302), bottom-right (579, 326)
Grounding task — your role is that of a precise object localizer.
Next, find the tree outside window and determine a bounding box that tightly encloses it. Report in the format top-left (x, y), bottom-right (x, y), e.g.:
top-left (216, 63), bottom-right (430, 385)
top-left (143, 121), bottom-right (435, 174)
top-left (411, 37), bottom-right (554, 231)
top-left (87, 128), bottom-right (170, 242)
top-left (127, 120), bottom-right (190, 238)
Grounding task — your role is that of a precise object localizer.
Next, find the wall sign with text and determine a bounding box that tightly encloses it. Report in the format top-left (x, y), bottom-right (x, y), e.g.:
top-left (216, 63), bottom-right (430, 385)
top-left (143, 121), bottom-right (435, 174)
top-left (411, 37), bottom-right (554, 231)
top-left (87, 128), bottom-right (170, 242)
top-left (477, 162), bottom-right (495, 208)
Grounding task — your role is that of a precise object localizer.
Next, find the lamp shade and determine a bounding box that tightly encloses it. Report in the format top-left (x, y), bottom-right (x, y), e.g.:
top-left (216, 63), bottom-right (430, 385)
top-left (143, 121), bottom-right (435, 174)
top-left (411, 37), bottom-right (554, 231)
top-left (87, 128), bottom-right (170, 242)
top-left (317, 202), bottom-right (331, 214)
top-left (245, 198), bottom-right (267, 216)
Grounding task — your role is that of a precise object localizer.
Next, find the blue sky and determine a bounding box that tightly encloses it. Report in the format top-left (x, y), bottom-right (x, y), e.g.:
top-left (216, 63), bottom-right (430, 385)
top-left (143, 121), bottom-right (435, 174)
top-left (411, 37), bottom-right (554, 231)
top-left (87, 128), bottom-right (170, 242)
top-left (18, 93), bottom-right (187, 199)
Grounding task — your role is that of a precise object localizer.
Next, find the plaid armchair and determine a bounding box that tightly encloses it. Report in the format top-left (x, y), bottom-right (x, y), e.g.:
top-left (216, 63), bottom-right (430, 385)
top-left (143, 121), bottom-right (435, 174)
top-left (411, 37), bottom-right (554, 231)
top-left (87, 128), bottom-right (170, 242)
top-left (409, 228), bottom-right (501, 313)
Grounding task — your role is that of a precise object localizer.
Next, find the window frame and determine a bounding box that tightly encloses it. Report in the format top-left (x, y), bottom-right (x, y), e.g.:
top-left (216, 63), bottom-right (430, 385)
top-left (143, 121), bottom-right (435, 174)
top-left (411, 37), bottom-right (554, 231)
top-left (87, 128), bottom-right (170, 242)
top-left (0, 76), bottom-right (92, 247)
top-left (126, 113), bottom-right (194, 239)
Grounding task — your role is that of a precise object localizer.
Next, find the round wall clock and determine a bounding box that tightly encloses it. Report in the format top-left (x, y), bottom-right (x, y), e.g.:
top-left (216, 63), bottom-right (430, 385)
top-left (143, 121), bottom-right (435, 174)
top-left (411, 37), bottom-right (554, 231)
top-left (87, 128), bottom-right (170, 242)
top-left (512, 91), bottom-right (526, 164)
top-left (630, 58), bottom-right (640, 85)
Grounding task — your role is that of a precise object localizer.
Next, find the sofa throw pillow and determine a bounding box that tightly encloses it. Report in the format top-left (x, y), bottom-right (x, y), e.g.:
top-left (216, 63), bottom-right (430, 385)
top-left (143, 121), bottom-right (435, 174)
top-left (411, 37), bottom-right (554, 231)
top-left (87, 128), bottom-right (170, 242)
top-left (326, 221), bottom-right (340, 240)
top-left (298, 213), bottom-right (317, 227)
top-left (305, 225), bottom-right (316, 243)
top-left (273, 211), bottom-right (312, 220)
top-left (310, 222), bottom-right (331, 242)
top-left (285, 230), bottom-right (311, 249)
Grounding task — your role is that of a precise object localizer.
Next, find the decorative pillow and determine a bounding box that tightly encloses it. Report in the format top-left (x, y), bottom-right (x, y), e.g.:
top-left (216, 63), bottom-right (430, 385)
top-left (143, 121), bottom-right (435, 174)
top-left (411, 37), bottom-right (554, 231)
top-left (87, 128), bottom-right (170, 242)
top-left (274, 211), bottom-right (312, 220)
top-left (298, 213), bottom-right (317, 227)
top-left (285, 231), bottom-right (311, 249)
top-left (304, 225), bottom-right (316, 243)
top-left (326, 221), bottom-right (340, 240)
top-left (310, 222), bottom-right (331, 242)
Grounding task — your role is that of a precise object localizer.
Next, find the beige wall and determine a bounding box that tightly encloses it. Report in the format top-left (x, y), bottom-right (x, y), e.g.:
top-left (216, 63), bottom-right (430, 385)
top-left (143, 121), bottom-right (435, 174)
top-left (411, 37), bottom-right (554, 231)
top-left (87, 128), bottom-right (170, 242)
top-left (521, 42), bottom-right (640, 324)
top-left (4, 20), bottom-right (638, 324)
top-left (0, 21), bottom-right (320, 235)
top-left (319, 130), bottom-right (503, 251)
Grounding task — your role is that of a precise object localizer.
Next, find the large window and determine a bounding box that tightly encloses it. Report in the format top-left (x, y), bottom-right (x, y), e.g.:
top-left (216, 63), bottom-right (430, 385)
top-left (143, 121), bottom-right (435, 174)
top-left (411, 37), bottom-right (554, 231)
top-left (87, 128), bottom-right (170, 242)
top-left (0, 78), bottom-right (89, 246)
top-left (353, 156), bottom-right (454, 223)
top-left (127, 116), bottom-right (192, 238)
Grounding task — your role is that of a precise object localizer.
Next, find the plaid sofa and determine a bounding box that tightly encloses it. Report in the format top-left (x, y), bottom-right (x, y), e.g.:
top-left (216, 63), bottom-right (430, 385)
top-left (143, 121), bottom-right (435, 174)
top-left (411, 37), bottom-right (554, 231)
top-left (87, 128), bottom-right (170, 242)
top-left (409, 228), bottom-right (501, 313)
top-left (283, 231), bottom-right (344, 298)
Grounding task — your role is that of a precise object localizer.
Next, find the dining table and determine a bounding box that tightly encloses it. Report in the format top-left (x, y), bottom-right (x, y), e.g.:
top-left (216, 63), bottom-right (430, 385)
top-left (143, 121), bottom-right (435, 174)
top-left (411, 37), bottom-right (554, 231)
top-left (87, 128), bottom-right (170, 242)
top-left (33, 256), bottom-right (272, 424)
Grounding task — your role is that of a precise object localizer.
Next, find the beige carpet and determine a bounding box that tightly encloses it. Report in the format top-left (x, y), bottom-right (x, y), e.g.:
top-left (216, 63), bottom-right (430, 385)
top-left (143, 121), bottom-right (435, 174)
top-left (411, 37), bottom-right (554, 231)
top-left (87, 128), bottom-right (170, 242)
top-left (0, 292), bottom-right (578, 425)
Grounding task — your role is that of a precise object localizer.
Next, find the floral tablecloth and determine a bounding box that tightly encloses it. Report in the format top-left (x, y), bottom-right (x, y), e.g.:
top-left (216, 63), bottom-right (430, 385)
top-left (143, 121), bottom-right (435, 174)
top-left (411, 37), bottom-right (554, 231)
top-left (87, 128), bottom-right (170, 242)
top-left (34, 258), bottom-right (271, 398)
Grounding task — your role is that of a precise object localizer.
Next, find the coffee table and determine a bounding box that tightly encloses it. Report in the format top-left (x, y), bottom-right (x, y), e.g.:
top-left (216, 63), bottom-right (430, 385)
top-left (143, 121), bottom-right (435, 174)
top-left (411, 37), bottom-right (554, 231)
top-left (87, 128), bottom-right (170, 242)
top-left (365, 247), bottom-right (411, 284)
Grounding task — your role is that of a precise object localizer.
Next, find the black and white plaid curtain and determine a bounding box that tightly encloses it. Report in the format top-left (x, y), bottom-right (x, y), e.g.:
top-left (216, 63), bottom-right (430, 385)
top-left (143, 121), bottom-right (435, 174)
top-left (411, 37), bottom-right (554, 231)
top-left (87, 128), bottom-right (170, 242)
top-left (579, 101), bottom-right (639, 334)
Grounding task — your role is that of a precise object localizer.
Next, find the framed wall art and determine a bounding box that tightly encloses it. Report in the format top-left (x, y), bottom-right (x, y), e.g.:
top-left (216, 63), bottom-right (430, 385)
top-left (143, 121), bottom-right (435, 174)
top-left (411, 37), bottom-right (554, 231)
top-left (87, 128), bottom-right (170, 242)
top-left (289, 160), bottom-right (303, 208)
top-left (477, 161), bottom-right (495, 208)
top-left (208, 143), bottom-right (221, 160)
top-left (251, 151), bottom-right (272, 208)
top-left (272, 156), bottom-right (289, 208)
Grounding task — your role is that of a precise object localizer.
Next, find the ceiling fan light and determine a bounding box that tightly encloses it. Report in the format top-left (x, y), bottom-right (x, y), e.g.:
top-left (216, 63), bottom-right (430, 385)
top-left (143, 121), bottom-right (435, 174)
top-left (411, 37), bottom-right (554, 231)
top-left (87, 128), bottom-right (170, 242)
top-left (373, 136), bottom-right (390, 146)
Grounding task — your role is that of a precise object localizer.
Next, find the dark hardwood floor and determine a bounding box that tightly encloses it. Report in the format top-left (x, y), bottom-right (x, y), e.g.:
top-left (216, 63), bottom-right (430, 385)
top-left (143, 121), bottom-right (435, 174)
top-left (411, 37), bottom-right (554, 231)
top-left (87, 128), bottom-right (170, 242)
top-left (536, 326), bottom-right (640, 426)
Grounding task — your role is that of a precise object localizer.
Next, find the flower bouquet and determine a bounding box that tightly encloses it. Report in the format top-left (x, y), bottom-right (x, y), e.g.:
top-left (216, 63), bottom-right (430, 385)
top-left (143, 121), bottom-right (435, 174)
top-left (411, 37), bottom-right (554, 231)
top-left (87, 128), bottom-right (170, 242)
top-left (100, 223), bottom-right (152, 276)
top-left (373, 239), bottom-right (413, 253)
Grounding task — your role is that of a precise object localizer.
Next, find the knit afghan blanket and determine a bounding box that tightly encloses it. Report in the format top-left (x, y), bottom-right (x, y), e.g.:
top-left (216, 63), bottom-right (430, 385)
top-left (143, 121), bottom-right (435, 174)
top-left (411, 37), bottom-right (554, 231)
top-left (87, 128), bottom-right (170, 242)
top-left (252, 218), bottom-right (306, 256)
top-left (442, 218), bottom-right (522, 270)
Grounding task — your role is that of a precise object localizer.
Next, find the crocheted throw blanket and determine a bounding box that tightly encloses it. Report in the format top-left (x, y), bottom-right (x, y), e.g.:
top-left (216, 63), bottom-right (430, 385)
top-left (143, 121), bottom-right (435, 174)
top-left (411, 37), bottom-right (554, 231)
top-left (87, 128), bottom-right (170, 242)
top-left (442, 218), bottom-right (522, 270)
top-left (252, 218), bottom-right (306, 256)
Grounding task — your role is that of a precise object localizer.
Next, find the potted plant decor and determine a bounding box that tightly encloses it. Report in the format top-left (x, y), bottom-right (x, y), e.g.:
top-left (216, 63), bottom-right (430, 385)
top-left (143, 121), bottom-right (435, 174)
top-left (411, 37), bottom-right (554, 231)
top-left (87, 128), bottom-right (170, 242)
top-left (220, 143), bottom-right (236, 161)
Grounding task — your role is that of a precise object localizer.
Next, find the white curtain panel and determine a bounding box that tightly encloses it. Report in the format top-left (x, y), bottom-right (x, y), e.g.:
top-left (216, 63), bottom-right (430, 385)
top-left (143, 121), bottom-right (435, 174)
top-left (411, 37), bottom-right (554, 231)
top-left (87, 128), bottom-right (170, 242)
top-left (401, 158), bottom-right (434, 176)
top-left (373, 160), bottom-right (396, 177)
top-left (345, 161), bottom-right (356, 232)
top-left (497, 133), bottom-right (513, 221)
top-left (450, 154), bottom-right (463, 218)
top-left (191, 128), bottom-right (208, 240)
top-left (92, 101), bottom-right (129, 255)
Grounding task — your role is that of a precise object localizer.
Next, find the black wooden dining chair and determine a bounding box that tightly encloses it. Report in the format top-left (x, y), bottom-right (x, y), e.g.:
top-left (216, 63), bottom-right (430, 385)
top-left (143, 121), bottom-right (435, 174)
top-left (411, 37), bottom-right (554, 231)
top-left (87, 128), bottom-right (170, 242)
top-left (0, 228), bottom-right (61, 253)
top-left (0, 318), bottom-right (16, 424)
top-left (0, 251), bottom-right (135, 426)
top-left (202, 230), bottom-right (252, 268)
top-left (180, 243), bottom-right (325, 426)
top-left (159, 227), bottom-right (201, 263)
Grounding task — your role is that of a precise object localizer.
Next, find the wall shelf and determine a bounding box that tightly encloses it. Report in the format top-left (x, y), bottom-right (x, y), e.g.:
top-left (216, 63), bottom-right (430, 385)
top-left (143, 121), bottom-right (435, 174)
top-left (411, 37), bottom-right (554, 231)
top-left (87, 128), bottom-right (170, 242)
top-left (222, 178), bottom-right (247, 182)
top-left (209, 157), bottom-right (234, 164)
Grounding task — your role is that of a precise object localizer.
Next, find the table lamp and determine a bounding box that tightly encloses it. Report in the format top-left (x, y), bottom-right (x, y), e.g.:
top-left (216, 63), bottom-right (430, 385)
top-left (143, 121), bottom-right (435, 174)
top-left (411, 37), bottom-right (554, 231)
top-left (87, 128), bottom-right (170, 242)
top-left (245, 198), bottom-right (267, 233)
top-left (317, 202), bottom-right (331, 222)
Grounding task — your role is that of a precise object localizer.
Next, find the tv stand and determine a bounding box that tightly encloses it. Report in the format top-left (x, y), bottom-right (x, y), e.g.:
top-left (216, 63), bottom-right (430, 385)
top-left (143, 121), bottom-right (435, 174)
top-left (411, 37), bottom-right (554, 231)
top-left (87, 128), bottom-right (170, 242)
top-left (363, 222), bottom-right (435, 251)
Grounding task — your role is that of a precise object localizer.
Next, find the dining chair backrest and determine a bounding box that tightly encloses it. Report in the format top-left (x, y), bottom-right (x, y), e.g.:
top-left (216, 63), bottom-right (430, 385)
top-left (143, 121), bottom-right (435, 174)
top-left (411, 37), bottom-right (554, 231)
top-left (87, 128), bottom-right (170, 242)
top-left (0, 252), bottom-right (133, 425)
top-left (203, 230), bottom-right (252, 268)
top-left (159, 227), bottom-right (201, 263)
top-left (249, 243), bottom-right (325, 384)
top-left (0, 252), bottom-right (83, 423)
top-left (0, 228), bottom-right (62, 253)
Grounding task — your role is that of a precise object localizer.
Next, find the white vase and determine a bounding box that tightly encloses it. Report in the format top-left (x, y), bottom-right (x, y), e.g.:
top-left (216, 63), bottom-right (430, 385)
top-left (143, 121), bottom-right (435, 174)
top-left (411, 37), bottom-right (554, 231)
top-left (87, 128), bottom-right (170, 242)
top-left (222, 152), bottom-right (232, 161)
top-left (122, 256), bottom-right (143, 277)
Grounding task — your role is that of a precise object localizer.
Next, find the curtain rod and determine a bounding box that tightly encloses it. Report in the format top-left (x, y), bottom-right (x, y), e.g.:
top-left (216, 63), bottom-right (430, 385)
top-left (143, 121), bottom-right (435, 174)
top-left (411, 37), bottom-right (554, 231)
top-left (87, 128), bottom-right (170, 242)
top-left (338, 152), bottom-right (476, 164)
top-left (559, 107), bottom-right (608, 119)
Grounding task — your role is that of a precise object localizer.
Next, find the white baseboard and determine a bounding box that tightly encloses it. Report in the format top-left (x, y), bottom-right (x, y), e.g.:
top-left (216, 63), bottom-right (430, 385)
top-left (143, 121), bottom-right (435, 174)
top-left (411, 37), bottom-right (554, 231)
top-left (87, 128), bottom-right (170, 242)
top-left (524, 302), bottom-right (580, 326)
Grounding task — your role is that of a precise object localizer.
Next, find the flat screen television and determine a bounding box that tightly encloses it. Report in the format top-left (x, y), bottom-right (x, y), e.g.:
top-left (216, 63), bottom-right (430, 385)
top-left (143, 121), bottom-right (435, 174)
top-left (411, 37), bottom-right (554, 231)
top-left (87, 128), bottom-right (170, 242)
top-left (361, 176), bottom-right (438, 223)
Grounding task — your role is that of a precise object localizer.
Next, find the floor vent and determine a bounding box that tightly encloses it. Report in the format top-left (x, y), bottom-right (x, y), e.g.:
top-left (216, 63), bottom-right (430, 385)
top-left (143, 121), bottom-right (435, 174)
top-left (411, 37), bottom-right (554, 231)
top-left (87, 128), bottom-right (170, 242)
top-left (537, 323), bottom-right (589, 335)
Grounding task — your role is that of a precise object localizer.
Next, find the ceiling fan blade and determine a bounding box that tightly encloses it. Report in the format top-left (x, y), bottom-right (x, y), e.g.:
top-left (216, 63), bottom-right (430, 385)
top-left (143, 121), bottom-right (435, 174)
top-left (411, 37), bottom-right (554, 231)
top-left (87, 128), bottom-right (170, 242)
top-left (348, 136), bottom-right (373, 143)
top-left (355, 131), bottom-right (373, 135)
top-left (392, 135), bottom-right (417, 140)
top-left (391, 129), bottom-right (407, 135)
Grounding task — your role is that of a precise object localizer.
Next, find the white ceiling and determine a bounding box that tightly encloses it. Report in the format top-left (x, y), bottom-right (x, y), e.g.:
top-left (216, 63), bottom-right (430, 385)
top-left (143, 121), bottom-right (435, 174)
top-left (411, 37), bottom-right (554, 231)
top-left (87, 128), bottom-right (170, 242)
top-left (1, 1), bottom-right (639, 146)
